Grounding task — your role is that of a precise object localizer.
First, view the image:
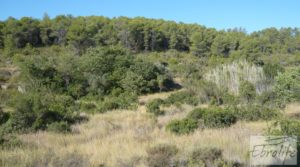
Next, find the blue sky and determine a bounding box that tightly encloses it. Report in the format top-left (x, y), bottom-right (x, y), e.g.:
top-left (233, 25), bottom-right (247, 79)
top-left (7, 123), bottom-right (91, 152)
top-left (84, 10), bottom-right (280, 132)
top-left (0, 0), bottom-right (299, 32)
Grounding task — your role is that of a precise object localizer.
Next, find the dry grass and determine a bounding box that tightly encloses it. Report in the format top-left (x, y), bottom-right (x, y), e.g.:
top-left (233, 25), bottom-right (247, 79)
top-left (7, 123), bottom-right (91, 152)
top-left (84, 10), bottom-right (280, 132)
top-left (2, 91), bottom-right (290, 167)
top-left (284, 103), bottom-right (300, 118)
top-left (204, 60), bottom-right (269, 95)
top-left (138, 89), bottom-right (184, 105)
top-left (0, 109), bottom-right (268, 167)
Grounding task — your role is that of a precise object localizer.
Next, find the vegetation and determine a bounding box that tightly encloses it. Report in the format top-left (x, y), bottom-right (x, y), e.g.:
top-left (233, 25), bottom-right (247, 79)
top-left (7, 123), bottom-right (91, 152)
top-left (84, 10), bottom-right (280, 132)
top-left (0, 15), bottom-right (300, 166)
top-left (167, 107), bottom-right (237, 134)
top-left (146, 98), bottom-right (165, 116)
top-left (146, 144), bottom-right (178, 167)
top-left (166, 118), bottom-right (198, 134)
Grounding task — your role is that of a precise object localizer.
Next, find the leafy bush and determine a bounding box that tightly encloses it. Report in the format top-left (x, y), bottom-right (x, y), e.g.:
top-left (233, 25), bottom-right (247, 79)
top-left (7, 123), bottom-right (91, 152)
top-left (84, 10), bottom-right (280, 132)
top-left (6, 92), bottom-right (82, 133)
top-left (146, 98), bottom-right (164, 116)
top-left (47, 121), bottom-right (71, 133)
top-left (222, 92), bottom-right (239, 105)
top-left (166, 118), bottom-right (198, 134)
top-left (203, 108), bottom-right (237, 128)
top-left (239, 80), bottom-right (256, 103)
top-left (8, 96), bottom-right (37, 132)
top-left (188, 147), bottom-right (222, 166)
top-left (98, 92), bottom-right (138, 113)
top-left (274, 67), bottom-right (300, 106)
top-left (164, 91), bottom-right (199, 106)
top-left (233, 105), bottom-right (281, 121)
top-left (146, 144), bottom-right (178, 167)
top-left (80, 102), bottom-right (97, 111)
top-left (256, 90), bottom-right (278, 106)
top-left (0, 132), bottom-right (22, 149)
top-left (0, 108), bottom-right (9, 125)
top-left (167, 107), bottom-right (237, 135)
top-left (263, 63), bottom-right (284, 79)
top-left (186, 108), bottom-right (208, 120)
top-left (187, 147), bottom-right (243, 167)
top-left (268, 119), bottom-right (300, 137)
top-left (80, 46), bottom-right (173, 96)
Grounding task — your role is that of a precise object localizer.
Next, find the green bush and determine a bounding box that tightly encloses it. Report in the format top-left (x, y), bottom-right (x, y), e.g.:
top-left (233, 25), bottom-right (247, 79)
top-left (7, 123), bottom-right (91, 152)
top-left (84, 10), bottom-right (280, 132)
top-left (222, 92), bottom-right (239, 105)
top-left (9, 96), bottom-right (37, 132)
top-left (0, 132), bottom-right (22, 149)
top-left (268, 119), bottom-right (300, 137)
top-left (98, 92), bottom-right (138, 113)
top-left (6, 92), bottom-right (82, 133)
top-left (0, 108), bottom-right (9, 125)
top-left (233, 105), bottom-right (281, 121)
top-left (166, 118), bottom-right (198, 134)
top-left (164, 91), bottom-right (199, 106)
top-left (256, 90), bottom-right (278, 106)
top-left (187, 147), bottom-right (243, 167)
top-left (188, 147), bottom-right (222, 166)
top-left (267, 119), bottom-right (300, 165)
top-left (146, 98), bottom-right (165, 116)
top-left (47, 121), bottom-right (71, 133)
top-left (239, 80), bottom-right (256, 103)
top-left (263, 63), bottom-right (284, 79)
top-left (167, 107), bottom-right (237, 135)
top-left (146, 144), bottom-right (178, 167)
top-left (274, 67), bottom-right (300, 106)
top-left (80, 102), bottom-right (97, 111)
top-left (186, 108), bottom-right (208, 120)
top-left (203, 108), bottom-right (237, 128)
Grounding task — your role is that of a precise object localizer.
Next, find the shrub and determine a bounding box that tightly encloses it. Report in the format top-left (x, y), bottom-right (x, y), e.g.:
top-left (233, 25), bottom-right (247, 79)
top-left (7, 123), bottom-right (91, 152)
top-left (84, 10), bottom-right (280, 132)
top-left (6, 92), bottom-right (82, 133)
top-left (222, 92), bottom-right (239, 106)
top-left (0, 108), bottom-right (9, 125)
top-left (0, 129), bottom-right (22, 149)
top-left (268, 119), bottom-right (300, 137)
top-left (203, 108), bottom-right (237, 128)
top-left (146, 144), bottom-right (178, 167)
top-left (187, 147), bottom-right (244, 167)
top-left (267, 119), bottom-right (300, 166)
top-left (263, 63), bottom-right (284, 79)
top-left (168, 107), bottom-right (237, 135)
top-left (274, 67), bottom-right (300, 105)
top-left (47, 121), bottom-right (71, 133)
top-left (98, 92), bottom-right (138, 113)
top-left (239, 80), bottom-right (256, 103)
top-left (233, 105), bottom-right (281, 121)
top-left (9, 96), bottom-right (37, 132)
top-left (98, 98), bottom-right (120, 113)
top-left (186, 80), bottom-right (222, 105)
top-left (256, 90), bottom-right (278, 106)
top-left (166, 118), bottom-right (198, 134)
top-left (186, 108), bottom-right (208, 120)
top-left (164, 91), bottom-right (199, 106)
top-left (80, 102), bottom-right (97, 111)
top-left (188, 147), bottom-right (222, 166)
top-left (146, 98), bottom-right (165, 116)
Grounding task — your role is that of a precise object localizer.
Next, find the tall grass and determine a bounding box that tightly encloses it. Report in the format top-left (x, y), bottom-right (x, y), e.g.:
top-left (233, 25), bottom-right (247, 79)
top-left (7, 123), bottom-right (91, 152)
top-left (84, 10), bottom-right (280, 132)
top-left (0, 109), bottom-right (267, 166)
top-left (204, 60), bottom-right (270, 95)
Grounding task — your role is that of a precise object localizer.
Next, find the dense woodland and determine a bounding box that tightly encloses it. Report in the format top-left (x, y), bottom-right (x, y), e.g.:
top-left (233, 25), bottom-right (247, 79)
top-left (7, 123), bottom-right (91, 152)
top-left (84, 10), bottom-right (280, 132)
top-left (0, 15), bottom-right (300, 166)
top-left (0, 15), bottom-right (300, 55)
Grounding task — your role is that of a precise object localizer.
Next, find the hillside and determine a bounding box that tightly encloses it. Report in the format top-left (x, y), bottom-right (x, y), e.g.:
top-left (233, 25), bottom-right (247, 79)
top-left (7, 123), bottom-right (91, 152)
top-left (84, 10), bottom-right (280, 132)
top-left (0, 16), bottom-right (300, 167)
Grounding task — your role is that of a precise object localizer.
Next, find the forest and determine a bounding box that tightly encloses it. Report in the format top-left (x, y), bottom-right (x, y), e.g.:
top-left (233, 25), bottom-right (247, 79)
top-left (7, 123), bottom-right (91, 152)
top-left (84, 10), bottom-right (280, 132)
top-left (0, 15), bottom-right (300, 166)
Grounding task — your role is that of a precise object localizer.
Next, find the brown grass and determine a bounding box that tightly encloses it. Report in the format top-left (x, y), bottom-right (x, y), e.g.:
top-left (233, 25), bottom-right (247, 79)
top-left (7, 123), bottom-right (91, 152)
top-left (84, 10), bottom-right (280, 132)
top-left (2, 91), bottom-right (292, 167)
top-left (284, 103), bottom-right (300, 118)
top-left (0, 109), bottom-right (268, 167)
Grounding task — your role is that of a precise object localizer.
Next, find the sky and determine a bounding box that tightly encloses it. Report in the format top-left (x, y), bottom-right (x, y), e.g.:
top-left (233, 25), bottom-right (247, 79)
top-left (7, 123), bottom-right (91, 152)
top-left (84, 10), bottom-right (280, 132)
top-left (0, 0), bottom-right (299, 32)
